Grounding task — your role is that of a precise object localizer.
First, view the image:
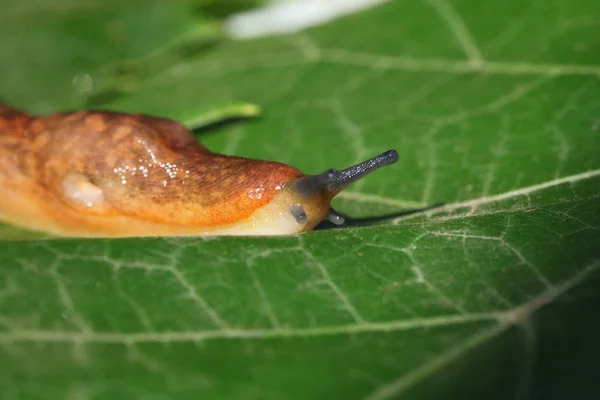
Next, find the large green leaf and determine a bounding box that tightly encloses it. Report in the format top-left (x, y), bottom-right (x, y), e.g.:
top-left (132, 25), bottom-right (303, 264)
top-left (2, 0), bottom-right (600, 399)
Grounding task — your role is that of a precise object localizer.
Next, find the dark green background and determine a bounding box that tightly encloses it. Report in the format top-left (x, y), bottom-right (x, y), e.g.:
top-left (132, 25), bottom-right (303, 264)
top-left (1, 0), bottom-right (599, 399)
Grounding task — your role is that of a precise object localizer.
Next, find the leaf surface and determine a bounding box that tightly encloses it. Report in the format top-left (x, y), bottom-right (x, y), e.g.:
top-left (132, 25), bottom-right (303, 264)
top-left (1, 0), bottom-right (600, 399)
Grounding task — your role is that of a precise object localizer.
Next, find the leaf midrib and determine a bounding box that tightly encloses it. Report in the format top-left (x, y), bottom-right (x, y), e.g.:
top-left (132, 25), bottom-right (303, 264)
top-left (151, 47), bottom-right (600, 86)
top-left (2, 258), bottom-right (599, 345)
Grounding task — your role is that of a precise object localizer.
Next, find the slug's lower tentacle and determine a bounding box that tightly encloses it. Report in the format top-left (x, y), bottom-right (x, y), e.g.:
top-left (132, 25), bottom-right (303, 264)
top-left (327, 208), bottom-right (345, 225)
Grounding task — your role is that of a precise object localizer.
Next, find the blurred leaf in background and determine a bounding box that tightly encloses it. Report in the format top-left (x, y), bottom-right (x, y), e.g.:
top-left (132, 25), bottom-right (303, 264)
top-left (0, 0), bottom-right (266, 112)
top-left (1, 0), bottom-right (600, 399)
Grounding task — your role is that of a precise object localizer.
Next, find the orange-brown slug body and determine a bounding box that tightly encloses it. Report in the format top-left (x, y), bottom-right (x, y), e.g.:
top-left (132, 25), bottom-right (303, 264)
top-left (0, 103), bottom-right (398, 237)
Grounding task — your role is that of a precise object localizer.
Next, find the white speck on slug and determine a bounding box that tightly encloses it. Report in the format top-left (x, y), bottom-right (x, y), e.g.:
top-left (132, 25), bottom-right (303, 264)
top-left (61, 172), bottom-right (105, 209)
top-left (247, 184), bottom-right (265, 200)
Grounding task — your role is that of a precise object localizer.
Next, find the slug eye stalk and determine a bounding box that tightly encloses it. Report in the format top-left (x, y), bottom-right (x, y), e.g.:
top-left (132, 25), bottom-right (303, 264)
top-left (293, 150), bottom-right (399, 198)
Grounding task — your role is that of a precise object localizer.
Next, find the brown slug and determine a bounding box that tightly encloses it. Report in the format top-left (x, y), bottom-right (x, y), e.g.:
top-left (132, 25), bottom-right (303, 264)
top-left (0, 103), bottom-right (398, 237)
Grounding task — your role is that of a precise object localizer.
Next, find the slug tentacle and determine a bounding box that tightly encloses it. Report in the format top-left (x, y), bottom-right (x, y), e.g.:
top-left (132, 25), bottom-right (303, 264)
top-left (326, 150), bottom-right (399, 195)
top-left (292, 150), bottom-right (399, 198)
top-left (327, 208), bottom-right (345, 225)
top-left (0, 103), bottom-right (399, 237)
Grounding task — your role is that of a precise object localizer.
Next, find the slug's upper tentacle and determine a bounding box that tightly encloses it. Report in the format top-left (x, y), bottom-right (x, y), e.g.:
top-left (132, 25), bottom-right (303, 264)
top-left (292, 150), bottom-right (399, 198)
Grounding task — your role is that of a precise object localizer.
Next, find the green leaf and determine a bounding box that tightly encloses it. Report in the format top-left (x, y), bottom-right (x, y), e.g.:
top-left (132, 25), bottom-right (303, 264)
top-left (2, 0), bottom-right (600, 399)
top-left (0, 0), bottom-right (265, 113)
top-left (0, 0), bottom-right (211, 112)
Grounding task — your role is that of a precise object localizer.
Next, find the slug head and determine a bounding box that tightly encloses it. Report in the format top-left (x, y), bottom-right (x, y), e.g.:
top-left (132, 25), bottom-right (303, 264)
top-left (271, 150), bottom-right (399, 233)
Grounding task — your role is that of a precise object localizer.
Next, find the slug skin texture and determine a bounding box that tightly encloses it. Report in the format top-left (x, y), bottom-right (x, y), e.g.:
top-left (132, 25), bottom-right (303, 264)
top-left (0, 104), bottom-right (398, 238)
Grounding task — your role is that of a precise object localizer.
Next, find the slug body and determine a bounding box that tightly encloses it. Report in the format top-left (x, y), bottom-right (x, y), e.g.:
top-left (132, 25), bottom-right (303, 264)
top-left (0, 104), bottom-right (398, 237)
